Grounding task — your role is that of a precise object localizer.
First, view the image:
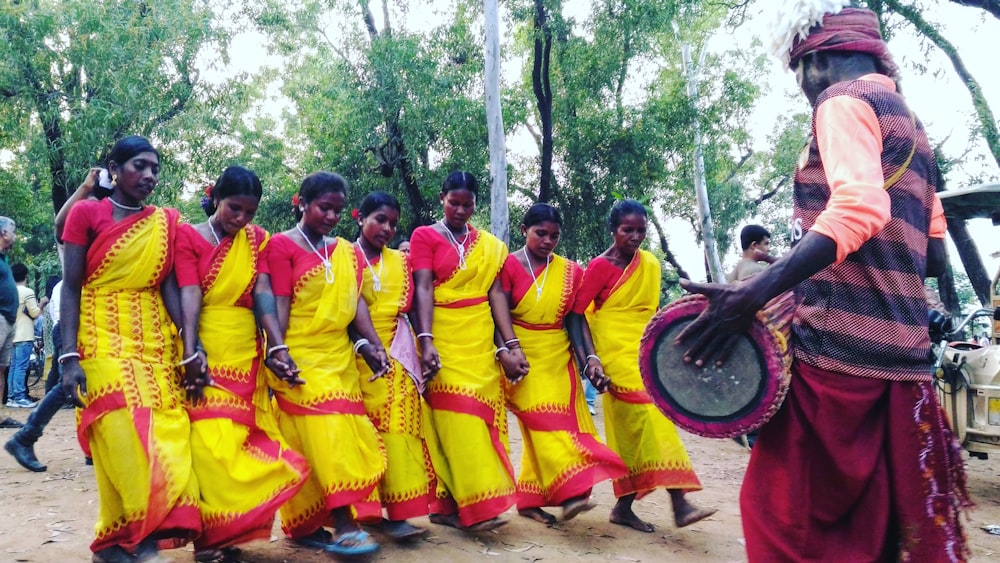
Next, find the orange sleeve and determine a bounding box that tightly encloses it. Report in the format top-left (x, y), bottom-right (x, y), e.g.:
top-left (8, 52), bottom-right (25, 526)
top-left (930, 194), bottom-right (946, 239)
top-left (810, 95), bottom-right (892, 263)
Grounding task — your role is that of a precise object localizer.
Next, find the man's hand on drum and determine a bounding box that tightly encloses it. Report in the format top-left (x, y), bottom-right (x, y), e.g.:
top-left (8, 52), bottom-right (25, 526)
top-left (674, 279), bottom-right (766, 368)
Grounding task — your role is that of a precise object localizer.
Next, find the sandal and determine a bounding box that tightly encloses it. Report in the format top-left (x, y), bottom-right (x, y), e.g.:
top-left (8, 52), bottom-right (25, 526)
top-left (380, 520), bottom-right (429, 541)
top-left (326, 530), bottom-right (379, 556)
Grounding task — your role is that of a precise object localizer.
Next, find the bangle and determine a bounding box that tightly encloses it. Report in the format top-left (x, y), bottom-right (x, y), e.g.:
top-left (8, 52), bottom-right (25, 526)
top-left (267, 344), bottom-right (289, 358)
top-left (504, 338), bottom-right (520, 346)
top-left (586, 354), bottom-right (602, 363)
top-left (494, 346), bottom-right (510, 360)
top-left (178, 352), bottom-right (200, 367)
top-left (353, 338), bottom-right (371, 355)
top-left (58, 352), bottom-right (81, 364)
top-left (416, 332), bottom-right (433, 340)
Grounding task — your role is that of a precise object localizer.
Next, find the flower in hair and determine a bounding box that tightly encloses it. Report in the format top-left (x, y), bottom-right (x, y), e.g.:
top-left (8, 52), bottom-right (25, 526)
top-left (204, 183), bottom-right (214, 197)
top-left (292, 193), bottom-right (301, 206)
top-left (351, 208), bottom-right (360, 220)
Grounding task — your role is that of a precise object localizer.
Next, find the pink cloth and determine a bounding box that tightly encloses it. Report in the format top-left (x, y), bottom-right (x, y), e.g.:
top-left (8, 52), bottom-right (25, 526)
top-left (389, 315), bottom-right (425, 394)
top-left (788, 7), bottom-right (898, 79)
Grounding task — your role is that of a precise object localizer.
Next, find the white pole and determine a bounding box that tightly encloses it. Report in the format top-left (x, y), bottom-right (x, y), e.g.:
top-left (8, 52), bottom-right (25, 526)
top-left (485, 0), bottom-right (509, 243)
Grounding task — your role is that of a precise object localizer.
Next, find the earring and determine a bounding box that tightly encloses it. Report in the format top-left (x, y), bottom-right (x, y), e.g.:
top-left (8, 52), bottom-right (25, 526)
top-left (111, 175), bottom-right (118, 189)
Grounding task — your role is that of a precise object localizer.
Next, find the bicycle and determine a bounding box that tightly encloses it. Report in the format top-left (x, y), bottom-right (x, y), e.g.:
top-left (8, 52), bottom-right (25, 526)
top-left (25, 334), bottom-right (45, 391)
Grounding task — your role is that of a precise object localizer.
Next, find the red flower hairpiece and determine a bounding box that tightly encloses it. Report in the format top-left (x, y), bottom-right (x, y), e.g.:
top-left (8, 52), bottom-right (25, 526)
top-left (291, 194), bottom-right (301, 206)
top-left (204, 184), bottom-right (214, 197)
top-left (351, 208), bottom-right (360, 220)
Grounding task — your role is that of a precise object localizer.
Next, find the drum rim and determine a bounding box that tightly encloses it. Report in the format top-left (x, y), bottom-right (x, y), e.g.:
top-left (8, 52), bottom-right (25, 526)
top-left (639, 294), bottom-right (792, 438)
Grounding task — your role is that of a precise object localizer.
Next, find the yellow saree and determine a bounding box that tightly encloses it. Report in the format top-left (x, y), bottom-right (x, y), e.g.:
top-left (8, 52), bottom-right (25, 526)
top-left (422, 230), bottom-right (516, 526)
top-left (585, 250), bottom-right (702, 498)
top-left (504, 254), bottom-right (627, 509)
top-left (185, 225), bottom-right (308, 550)
top-left (270, 237), bottom-right (386, 539)
top-left (75, 206), bottom-right (200, 553)
top-left (355, 248), bottom-right (435, 521)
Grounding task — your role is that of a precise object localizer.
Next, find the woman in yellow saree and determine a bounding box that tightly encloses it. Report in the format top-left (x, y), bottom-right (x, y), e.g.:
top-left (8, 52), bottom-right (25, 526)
top-left (500, 204), bottom-right (628, 525)
top-left (176, 166), bottom-right (309, 563)
top-left (572, 200), bottom-right (715, 534)
top-left (353, 192), bottom-right (435, 541)
top-left (266, 172), bottom-right (387, 557)
top-left (60, 136), bottom-right (200, 563)
top-left (411, 171), bottom-right (523, 532)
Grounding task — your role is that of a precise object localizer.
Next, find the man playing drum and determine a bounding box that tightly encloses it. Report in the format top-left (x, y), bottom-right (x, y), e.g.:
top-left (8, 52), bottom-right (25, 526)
top-left (677, 1), bottom-right (967, 561)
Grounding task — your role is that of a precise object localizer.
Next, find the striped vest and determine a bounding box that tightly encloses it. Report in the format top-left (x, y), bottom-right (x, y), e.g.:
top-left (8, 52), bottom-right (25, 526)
top-left (791, 78), bottom-right (937, 381)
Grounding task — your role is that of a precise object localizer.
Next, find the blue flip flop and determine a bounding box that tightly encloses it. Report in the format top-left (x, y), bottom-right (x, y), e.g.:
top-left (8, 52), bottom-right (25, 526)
top-left (326, 530), bottom-right (380, 556)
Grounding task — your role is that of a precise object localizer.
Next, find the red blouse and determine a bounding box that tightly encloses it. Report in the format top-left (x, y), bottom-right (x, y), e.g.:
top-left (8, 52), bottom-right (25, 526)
top-left (571, 257), bottom-right (624, 314)
top-left (409, 225), bottom-right (481, 283)
top-left (500, 253), bottom-right (583, 308)
top-left (265, 233), bottom-right (363, 297)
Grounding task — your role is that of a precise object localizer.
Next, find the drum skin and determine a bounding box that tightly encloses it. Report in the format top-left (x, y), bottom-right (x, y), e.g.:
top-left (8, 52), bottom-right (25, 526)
top-left (639, 293), bottom-right (793, 438)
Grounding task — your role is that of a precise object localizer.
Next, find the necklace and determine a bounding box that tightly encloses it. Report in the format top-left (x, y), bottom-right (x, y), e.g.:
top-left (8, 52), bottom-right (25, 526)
top-left (521, 248), bottom-right (551, 301)
top-left (439, 220), bottom-right (470, 271)
top-left (108, 197), bottom-right (143, 212)
top-left (207, 218), bottom-right (222, 246)
top-left (296, 225), bottom-right (334, 283)
top-left (355, 240), bottom-right (384, 292)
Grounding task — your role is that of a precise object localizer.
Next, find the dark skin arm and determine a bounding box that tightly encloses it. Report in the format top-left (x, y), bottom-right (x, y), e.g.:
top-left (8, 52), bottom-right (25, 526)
top-left (349, 296), bottom-right (390, 381)
top-left (412, 269), bottom-right (441, 379)
top-left (59, 243), bottom-right (88, 407)
top-left (927, 237), bottom-right (946, 279)
top-left (676, 232), bottom-right (837, 367)
top-left (492, 280), bottom-right (530, 384)
top-left (254, 273), bottom-right (304, 387)
top-left (565, 312), bottom-right (610, 392)
top-left (54, 168), bottom-right (101, 242)
top-left (179, 285), bottom-right (210, 404)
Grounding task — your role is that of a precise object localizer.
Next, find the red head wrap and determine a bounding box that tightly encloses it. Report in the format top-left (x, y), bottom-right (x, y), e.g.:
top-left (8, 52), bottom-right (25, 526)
top-left (788, 7), bottom-right (898, 79)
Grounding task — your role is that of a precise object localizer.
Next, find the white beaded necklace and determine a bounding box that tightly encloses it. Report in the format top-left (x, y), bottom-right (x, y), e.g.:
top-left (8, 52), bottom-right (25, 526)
top-left (355, 240), bottom-right (384, 292)
top-left (296, 225), bottom-right (334, 283)
top-left (207, 218), bottom-right (222, 246)
top-left (109, 197), bottom-right (143, 212)
top-left (521, 248), bottom-right (551, 300)
top-left (439, 220), bottom-right (470, 271)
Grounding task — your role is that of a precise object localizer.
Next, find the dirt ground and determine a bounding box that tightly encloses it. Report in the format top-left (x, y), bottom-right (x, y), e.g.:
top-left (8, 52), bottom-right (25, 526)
top-left (2, 396), bottom-right (1000, 562)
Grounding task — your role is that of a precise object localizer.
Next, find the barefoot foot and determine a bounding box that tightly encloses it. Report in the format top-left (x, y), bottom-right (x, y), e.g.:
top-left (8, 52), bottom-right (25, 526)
top-left (428, 513), bottom-right (463, 529)
top-left (561, 495), bottom-right (596, 521)
top-left (518, 507), bottom-right (557, 525)
top-left (609, 506), bottom-right (654, 533)
top-left (674, 504), bottom-right (717, 528)
top-left (466, 516), bottom-right (509, 533)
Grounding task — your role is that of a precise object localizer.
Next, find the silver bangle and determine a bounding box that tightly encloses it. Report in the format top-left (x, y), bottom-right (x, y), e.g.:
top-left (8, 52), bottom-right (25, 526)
top-left (178, 352), bottom-right (200, 366)
top-left (353, 338), bottom-right (371, 355)
top-left (267, 344), bottom-right (289, 357)
top-left (494, 346), bottom-right (510, 360)
top-left (58, 352), bottom-right (81, 364)
top-left (586, 354), bottom-right (602, 363)
top-left (416, 332), bottom-right (433, 340)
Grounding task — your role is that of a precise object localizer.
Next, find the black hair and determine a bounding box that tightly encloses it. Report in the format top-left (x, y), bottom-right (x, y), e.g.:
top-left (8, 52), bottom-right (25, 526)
top-left (107, 135), bottom-right (158, 169)
top-left (202, 166), bottom-right (263, 216)
top-left (11, 263), bottom-right (28, 283)
top-left (522, 203), bottom-right (562, 228)
top-left (45, 275), bottom-right (60, 298)
top-left (608, 199), bottom-right (647, 231)
top-left (294, 171), bottom-right (349, 221)
top-left (441, 170), bottom-right (478, 197)
top-left (740, 224), bottom-right (771, 250)
top-left (358, 191), bottom-right (401, 218)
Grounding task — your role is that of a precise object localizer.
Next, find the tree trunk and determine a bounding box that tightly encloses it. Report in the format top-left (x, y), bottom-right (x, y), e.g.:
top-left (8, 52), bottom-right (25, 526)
top-left (648, 213), bottom-right (691, 281)
top-left (950, 0), bottom-right (1000, 20)
top-left (883, 0), bottom-right (1000, 169)
top-left (532, 0), bottom-right (554, 203)
top-left (485, 0), bottom-right (509, 242)
top-left (937, 265), bottom-right (962, 319)
top-left (946, 218), bottom-right (992, 305)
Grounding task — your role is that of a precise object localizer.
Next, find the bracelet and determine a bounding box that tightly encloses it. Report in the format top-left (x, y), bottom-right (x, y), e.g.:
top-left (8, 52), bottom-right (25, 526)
top-left (503, 338), bottom-right (520, 346)
top-left (267, 344), bottom-right (289, 358)
top-left (353, 338), bottom-right (371, 355)
top-left (416, 332), bottom-right (433, 340)
top-left (58, 352), bottom-right (81, 364)
top-left (178, 352), bottom-right (200, 367)
top-left (586, 354), bottom-right (602, 363)
top-left (494, 346), bottom-right (510, 360)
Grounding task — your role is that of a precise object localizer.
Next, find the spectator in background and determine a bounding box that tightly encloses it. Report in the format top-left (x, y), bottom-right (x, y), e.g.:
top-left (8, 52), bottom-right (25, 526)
top-left (0, 217), bottom-right (24, 428)
top-left (726, 225), bottom-right (776, 284)
top-left (43, 275), bottom-right (62, 393)
top-left (7, 263), bottom-right (47, 408)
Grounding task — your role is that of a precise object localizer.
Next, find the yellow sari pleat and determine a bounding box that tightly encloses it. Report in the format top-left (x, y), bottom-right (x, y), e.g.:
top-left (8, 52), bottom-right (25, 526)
top-left (271, 238), bottom-right (386, 538)
top-left (504, 255), bottom-right (627, 509)
top-left (586, 250), bottom-right (702, 498)
top-left (187, 227), bottom-right (308, 550)
top-left (355, 249), bottom-right (435, 521)
top-left (423, 231), bottom-right (517, 526)
top-left (76, 207), bottom-right (200, 553)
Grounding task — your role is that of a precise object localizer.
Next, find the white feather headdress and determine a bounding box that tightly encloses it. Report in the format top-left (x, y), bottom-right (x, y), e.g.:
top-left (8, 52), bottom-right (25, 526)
top-left (769, 0), bottom-right (854, 66)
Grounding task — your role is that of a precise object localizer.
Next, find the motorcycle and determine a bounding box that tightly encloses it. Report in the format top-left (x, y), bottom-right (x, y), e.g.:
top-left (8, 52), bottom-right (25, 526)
top-left (931, 307), bottom-right (1000, 459)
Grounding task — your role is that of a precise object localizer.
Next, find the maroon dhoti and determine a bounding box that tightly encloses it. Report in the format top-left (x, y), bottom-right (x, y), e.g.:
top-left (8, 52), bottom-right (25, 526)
top-left (741, 361), bottom-right (969, 562)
